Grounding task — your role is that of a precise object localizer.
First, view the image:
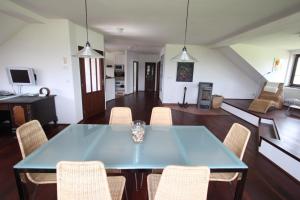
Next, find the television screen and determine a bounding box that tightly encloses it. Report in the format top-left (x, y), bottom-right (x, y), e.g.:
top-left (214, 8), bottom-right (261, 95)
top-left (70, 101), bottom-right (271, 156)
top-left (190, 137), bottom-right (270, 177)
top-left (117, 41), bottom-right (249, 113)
top-left (6, 67), bottom-right (36, 85)
top-left (10, 70), bottom-right (31, 83)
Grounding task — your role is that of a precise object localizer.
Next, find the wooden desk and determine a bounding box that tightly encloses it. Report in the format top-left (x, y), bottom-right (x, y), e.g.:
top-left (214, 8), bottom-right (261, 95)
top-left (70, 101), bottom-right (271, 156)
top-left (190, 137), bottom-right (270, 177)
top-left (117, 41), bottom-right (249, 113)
top-left (0, 95), bottom-right (57, 131)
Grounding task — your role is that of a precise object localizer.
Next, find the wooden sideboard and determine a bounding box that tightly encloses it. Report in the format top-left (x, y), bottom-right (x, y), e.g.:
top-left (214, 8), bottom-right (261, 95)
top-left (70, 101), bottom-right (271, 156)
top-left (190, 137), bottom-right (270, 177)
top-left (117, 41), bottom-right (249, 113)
top-left (0, 95), bottom-right (57, 131)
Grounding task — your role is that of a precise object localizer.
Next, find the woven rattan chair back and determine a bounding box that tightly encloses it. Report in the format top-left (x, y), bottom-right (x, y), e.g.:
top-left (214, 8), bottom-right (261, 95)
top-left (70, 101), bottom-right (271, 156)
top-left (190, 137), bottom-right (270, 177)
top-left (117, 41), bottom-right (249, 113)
top-left (16, 120), bottom-right (56, 184)
top-left (109, 107), bottom-right (133, 125)
top-left (16, 120), bottom-right (48, 159)
top-left (57, 161), bottom-right (112, 200)
top-left (224, 123), bottom-right (251, 159)
top-left (150, 107), bottom-right (172, 126)
top-left (154, 166), bottom-right (210, 200)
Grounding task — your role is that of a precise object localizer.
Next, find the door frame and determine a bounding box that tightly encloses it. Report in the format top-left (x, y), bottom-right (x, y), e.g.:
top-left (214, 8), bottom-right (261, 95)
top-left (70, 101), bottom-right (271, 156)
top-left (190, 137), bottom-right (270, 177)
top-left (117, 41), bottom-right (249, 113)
top-left (156, 61), bottom-right (160, 92)
top-left (144, 62), bottom-right (156, 92)
top-left (133, 61), bottom-right (139, 92)
top-left (78, 46), bottom-right (105, 120)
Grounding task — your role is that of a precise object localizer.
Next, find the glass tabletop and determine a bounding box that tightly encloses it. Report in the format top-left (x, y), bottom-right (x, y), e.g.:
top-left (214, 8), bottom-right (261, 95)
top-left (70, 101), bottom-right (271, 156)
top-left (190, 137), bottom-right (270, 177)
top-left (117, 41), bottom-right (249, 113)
top-left (14, 124), bottom-right (247, 170)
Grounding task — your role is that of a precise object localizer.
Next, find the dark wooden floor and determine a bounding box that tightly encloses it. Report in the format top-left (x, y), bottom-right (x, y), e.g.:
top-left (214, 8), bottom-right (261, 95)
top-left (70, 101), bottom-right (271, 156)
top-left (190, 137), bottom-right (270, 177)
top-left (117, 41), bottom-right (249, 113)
top-left (1, 92), bottom-right (299, 200)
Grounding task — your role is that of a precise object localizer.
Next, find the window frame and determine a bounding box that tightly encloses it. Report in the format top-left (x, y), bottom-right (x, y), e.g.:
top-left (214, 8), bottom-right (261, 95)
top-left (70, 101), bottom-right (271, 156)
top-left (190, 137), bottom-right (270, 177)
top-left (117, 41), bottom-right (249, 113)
top-left (290, 54), bottom-right (300, 87)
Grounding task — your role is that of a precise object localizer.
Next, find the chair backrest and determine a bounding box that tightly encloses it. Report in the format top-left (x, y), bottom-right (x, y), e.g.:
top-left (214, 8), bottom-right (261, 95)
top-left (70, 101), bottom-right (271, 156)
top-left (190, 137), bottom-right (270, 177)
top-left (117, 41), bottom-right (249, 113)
top-left (223, 123), bottom-right (251, 160)
top-left (259, 82), bottom-right (284, 101)
top-left (154, 166), bottom-right (210, 200)
top-left (150, 107), bottom-right (172, 126)
top-left (109, 107), bottom-right (133, 125)
top-left (57, 161), bottom-right (112, 200)
top-left (16, 120), bottom-right (48, 159)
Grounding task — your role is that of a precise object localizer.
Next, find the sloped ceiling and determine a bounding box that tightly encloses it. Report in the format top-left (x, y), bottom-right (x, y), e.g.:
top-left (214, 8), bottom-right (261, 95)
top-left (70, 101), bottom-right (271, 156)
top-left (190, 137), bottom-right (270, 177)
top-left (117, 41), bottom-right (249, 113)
top-left (8, 0), bottom-right (300, 52)
top-left (0, 12), bottom-right (27, 45)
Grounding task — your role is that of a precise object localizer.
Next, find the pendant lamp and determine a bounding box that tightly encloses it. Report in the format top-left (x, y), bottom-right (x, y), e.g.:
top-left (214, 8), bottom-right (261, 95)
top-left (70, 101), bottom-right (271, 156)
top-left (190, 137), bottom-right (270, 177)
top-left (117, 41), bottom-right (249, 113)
top-left (74, 0), bottom-right (103, 58)
top-left (171, 0), bottom-right (197, 62)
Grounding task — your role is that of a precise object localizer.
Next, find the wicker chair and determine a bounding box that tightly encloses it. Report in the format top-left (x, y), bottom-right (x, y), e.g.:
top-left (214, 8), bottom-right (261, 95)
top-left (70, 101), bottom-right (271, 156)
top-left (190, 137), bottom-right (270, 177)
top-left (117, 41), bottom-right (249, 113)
top-left (248, 82), bottom-right (284, 113)
top-left (147, 166), bottom-right (210, 200)
top-left (210, 123), bottom-right (250, 182)
top-left (108, 107), bottom-right (133, 174)
top-left (150, 107), bottom-right (172, 126)
top-left (56, 161), bottom-right (126, 200)
top-left (144, 107), bottom-right (173, 183)
top-left (109, 107), bottom-right (133, 125)
top-left (16, 120), bottom-right (56, 199)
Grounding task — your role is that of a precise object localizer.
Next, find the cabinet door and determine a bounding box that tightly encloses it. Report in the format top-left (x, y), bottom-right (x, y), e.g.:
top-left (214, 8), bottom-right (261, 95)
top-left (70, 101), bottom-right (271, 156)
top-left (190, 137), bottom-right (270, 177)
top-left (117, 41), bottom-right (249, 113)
top-left (115, 54), bottom-right (125, 65)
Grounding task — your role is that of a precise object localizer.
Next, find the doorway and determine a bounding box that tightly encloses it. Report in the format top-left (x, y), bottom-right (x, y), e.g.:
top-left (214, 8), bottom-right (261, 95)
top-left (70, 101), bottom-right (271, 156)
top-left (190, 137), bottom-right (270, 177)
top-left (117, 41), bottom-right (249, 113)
top-left (145, 62), bottom-right (156, 92)
top-left (156, 61), bottom-right (160, 92)
top-left (79, 47), bottom-right (105, 120)
top-left (133, 61), bottom-right (139, 92)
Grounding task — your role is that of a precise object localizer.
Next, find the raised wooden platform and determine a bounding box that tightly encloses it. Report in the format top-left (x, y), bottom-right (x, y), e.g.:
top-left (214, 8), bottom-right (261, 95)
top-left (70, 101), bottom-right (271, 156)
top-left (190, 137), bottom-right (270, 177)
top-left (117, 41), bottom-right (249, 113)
top-left (163, 104), bottom-right (230, 116)
top-left (224, 99), bottom-right (300, 161)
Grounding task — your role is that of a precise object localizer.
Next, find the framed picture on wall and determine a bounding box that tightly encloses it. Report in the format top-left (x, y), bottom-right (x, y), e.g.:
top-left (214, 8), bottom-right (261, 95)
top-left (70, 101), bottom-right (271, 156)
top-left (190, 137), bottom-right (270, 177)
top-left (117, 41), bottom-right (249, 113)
top-left (176, 62), bottom-right (194, 82)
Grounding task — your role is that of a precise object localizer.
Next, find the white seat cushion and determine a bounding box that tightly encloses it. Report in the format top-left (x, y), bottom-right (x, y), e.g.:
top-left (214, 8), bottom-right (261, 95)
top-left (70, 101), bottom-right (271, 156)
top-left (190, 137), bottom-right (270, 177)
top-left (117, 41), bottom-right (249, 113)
top-left (264, 86), bottom-right (278, 93)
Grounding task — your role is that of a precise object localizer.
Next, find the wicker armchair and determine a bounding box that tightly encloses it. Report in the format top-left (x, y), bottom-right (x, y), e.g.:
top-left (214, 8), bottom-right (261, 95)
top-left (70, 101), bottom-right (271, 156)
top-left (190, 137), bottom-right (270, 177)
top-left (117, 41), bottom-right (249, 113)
top-left (248, 82), bottom-right (284, 113)
top-left (150, 107), bottom-right (172, 126)
top-left (210, 123), bottom-right (250, 182)
top-left (147, 166), bottom-right (210, 200)
top-left (56, 161), bottom-right (126, 200)
top-left (16, 120), bottom-right (56, 199)
top-left (109, 107), bottom-right (133, 125)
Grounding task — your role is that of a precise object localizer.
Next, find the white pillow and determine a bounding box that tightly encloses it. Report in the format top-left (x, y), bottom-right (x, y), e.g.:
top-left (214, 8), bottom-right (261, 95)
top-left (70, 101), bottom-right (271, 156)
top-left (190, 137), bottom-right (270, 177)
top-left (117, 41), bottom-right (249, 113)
top-left (264, 86), bottom-right (278, 93)
top-left (265, 82), bottom-right (279, 88)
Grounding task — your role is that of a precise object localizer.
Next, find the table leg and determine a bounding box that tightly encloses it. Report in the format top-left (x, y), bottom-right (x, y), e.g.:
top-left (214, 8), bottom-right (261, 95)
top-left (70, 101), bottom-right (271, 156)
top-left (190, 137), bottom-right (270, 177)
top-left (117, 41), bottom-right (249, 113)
top-left (14, 169), bottom-right (26, 200)
top-left (234, 169), bottom-right (248, 200)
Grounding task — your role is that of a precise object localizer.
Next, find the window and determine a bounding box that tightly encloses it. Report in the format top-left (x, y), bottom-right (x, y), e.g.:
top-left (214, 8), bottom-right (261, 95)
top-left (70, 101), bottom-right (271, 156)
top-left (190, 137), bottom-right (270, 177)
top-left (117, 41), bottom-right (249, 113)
top-left (290, 54), bottom-right (300, 87)
top-left (84, 58), bottom-right (101, 93)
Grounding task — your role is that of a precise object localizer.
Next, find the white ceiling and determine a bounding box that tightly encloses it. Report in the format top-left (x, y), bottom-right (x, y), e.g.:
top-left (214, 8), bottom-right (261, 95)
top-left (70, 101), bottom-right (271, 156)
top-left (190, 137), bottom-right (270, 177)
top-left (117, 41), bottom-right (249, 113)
top-left (10, 0), bottom-right (300, 53)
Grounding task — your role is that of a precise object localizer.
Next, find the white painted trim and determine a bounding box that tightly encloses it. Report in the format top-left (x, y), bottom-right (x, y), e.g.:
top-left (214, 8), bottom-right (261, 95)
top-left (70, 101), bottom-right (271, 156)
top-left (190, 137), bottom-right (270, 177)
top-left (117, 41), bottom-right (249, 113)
top-left (221, 103), bottom-right (260, 126)
top-left (260, 118), bottom-right (273, 125)
top-left (259, 140), bottom-right (300, 182)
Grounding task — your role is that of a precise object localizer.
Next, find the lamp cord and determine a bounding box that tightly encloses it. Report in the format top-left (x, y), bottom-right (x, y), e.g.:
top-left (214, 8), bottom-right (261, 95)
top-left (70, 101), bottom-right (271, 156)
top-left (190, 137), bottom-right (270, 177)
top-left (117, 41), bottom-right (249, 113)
top-left (85, 0), bottom-right (89, 42)
top-left (184, 0), bottom-right (190, 47)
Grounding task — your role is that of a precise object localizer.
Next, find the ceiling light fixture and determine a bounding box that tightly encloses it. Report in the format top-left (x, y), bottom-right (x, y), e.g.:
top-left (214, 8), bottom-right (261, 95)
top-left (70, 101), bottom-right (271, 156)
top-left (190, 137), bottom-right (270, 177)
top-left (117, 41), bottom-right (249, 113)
top-left (74, 0), bottom-right (103, 58)
top-left (171, 0), bottom-right (197, 62)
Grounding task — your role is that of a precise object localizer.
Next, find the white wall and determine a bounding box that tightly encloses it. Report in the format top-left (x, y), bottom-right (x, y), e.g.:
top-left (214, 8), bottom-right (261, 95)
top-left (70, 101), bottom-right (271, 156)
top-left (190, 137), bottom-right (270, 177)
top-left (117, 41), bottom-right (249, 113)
top-left (0, 19), bottom-right (104, 123)
top-left (126, 51), bottom-right (160, 93)
top-left (232, 44), bottom-right (290, 82)
top-left (0, 19), bottom-right (75, 123)
top-left (161, 44), bottom-right (261, 104)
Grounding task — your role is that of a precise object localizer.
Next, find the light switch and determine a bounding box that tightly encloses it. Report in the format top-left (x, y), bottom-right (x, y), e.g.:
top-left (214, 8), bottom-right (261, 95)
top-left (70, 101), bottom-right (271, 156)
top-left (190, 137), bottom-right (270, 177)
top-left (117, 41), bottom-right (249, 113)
top-left (63, 57), bottom-right (68, 64)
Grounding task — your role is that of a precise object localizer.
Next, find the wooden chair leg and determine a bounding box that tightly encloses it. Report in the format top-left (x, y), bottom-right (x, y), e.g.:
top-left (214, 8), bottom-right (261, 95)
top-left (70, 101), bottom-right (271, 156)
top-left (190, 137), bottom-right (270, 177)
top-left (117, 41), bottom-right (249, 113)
top-left (31, 184), bottom-right (38, 200)
top-left (140, 172), bottom-right (144, 189)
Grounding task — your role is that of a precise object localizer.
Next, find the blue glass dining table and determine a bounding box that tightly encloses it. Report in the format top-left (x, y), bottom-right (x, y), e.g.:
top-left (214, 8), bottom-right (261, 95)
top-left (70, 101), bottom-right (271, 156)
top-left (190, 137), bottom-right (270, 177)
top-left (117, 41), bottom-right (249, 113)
top-left (14, 124), bottom-right (248, 200)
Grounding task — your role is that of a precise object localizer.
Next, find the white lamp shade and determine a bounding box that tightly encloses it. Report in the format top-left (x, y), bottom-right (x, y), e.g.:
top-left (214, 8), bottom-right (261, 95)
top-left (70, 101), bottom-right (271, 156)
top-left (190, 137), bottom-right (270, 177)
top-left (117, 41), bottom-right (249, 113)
top-left (74, 42), bottom-right (104, 58)
top-left (171, 46), bottom-right (197, 62)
